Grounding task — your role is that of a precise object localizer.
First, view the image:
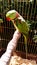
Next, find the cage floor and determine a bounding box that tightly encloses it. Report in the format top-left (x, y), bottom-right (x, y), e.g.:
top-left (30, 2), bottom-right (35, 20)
top-left (9, 51), bottom-right (37, 65)
top-left (12, 51), bottom-right (37, 64)
top-left (0, 48), bottom-right (37, 64)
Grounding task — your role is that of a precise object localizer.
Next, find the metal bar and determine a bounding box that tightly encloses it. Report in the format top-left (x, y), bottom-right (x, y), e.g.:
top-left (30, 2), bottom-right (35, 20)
top-left (0, 26), bottom-right (15, 29)
top-left (27, 3), bottom-right (30, 20)
top-left (22, 0), bottom-right (24, 16)
top-left (30, 1), bottom-right (34, 20)
top-left (33, 2), bottom-right (36, 20)
top-left (24, 2), bottom-right (28, 19)
top-left (14, 0), bottom-right (15, 9)
top-left (17, 0), bottom-right (18, 11)
top-left (0, 38), bottom-right (9, 41)
top-left (19, 0), bottom-right (21, 14)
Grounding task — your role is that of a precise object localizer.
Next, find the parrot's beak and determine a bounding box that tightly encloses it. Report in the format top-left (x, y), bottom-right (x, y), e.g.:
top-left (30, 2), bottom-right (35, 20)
top-left (6, 17), bottom-right (11, 21)
top-left (6, 10), bottom-right (19, 21)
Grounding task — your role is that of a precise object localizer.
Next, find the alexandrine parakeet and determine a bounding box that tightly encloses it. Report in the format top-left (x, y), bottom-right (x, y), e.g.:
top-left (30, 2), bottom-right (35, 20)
top-left (6, 10), bottom-right (30, 58)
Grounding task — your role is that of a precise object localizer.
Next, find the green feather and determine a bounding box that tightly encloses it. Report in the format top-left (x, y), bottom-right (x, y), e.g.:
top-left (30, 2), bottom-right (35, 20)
top-left (6, 12), bottom-right (16, 20)
top-left (13, 18), bottom-right (30, 37)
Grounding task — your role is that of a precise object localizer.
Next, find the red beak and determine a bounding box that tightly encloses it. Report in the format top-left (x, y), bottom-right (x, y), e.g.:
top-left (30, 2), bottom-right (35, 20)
top-left (6, 17), bottom-right (11, 21)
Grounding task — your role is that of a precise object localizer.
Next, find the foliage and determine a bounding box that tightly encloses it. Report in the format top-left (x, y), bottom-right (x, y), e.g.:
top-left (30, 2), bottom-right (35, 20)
top-left (33, 35), bottom-right (37, 43)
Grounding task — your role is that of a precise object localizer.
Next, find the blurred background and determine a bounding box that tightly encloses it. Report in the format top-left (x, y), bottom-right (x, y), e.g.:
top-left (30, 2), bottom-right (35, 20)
top-left (0, 0), bottom-right (37, 58)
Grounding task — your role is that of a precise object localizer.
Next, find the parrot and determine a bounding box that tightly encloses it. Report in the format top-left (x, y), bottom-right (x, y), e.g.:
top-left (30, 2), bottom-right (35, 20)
top-left (6, 10), bottom-right (31, 58)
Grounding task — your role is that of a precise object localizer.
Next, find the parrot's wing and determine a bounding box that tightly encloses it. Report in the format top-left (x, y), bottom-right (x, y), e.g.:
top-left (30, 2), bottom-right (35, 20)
top-left (13, 18), bottom-right (30, 36)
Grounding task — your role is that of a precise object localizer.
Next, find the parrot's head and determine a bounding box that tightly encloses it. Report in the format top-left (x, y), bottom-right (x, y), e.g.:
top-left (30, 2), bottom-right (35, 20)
top-left (6, 10), bottom-right (19, 21)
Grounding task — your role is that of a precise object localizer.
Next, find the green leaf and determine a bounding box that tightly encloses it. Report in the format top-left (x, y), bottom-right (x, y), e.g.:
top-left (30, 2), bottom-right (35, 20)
top-left (0, 19), bottom-right (3, 23)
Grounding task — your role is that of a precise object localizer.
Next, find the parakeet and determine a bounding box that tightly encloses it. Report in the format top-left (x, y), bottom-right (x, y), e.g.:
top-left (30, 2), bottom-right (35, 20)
top-left (6, 10), bottom-right (30, 36)
top-left (6, 10), bottom-right (30, 58)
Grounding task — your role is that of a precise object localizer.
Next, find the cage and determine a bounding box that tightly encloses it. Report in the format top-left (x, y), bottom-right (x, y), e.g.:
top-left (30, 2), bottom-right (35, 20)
top-left (0, 0), bottom-right (37, 64)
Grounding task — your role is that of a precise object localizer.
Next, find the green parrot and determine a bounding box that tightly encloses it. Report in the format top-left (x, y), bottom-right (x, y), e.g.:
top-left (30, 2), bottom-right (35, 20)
top-left (6, 10), bottom-right (30, 58)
